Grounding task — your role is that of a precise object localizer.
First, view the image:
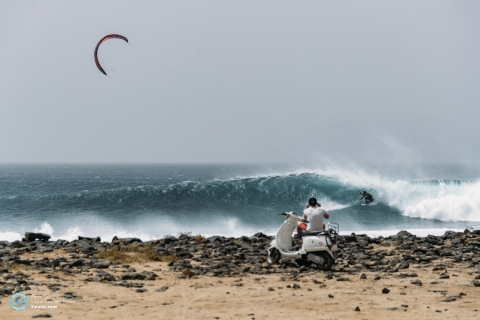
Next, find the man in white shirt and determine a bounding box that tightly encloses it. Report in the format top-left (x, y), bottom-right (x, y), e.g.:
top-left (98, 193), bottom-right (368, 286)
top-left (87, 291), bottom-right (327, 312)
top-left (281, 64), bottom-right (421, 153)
top-left (297, 197), bottom-right (329, 235)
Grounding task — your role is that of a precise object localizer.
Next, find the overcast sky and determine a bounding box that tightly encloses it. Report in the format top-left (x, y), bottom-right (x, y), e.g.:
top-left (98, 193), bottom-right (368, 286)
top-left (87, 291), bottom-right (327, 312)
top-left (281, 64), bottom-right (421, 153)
top-left (1, 1), bottom-right (479, 165)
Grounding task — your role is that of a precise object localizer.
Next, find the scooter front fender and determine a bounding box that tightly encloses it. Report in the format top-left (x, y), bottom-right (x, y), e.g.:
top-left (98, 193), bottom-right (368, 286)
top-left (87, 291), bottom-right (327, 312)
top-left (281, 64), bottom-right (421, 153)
top-left (268, 239), bottom-right (276, 249)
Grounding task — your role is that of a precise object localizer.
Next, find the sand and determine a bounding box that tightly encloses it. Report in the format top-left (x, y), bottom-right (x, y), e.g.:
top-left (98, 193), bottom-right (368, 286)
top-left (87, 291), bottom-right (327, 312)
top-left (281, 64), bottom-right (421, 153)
top-left (1, 249), bottom-right (480, 320)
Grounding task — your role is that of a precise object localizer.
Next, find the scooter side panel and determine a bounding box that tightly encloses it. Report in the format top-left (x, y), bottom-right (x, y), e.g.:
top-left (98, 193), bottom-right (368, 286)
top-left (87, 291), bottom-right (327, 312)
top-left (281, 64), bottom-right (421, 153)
top-left (303, 235), bottom-right (331, 252)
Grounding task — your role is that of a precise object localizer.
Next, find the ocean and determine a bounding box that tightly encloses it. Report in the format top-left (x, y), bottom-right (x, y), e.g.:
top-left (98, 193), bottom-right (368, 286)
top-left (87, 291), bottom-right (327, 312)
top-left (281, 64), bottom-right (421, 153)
top-left (1, 163), bottom-right (479, 242)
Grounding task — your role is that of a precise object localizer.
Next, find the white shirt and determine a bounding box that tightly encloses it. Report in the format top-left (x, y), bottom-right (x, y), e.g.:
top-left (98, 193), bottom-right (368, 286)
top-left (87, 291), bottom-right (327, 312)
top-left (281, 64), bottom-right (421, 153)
top-left (303, 207), bottom-right (326, 231)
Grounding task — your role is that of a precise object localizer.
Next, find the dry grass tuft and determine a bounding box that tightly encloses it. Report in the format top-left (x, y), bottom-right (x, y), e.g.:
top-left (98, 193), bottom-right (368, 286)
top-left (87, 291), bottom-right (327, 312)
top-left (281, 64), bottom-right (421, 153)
top-left (195, 234), bottom-right (206, 244)
top-left (7, 263), bottom-right (37, 272)
top-left (97, 244), bottom-right (178, 264)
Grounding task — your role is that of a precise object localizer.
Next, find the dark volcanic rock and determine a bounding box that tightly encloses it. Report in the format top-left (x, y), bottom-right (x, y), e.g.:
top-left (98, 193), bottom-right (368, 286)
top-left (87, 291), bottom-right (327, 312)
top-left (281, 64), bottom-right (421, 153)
top-left (207, 236), bottom-right (224, 243)
top-left (31, 313), bottom-right (52, 318)
top-left (344, 236), bottom-right (357, 243)
top-left (411, 280), bottom-right (422, 286)
top-left (121, 273), bottom-right (146, 281)
top-left (41, 246), bottom-right (53, 253)
top-left (25, 232), bottom-right (51, 242)
top-left (78, 236), bottom-right (101, 242)
top-left (92, 262), bottom-right (110, 269)
top-left (15, 259), bottom-right (34, 266)
top-left (10, 240), bottom-right (27, 248)
top-left (2, 229), bottom-right (475, 285)
top-left (70, 259), bottom-right (85, 267)
top-left (61, 292), bottom-right (83, 300)
top-left (121, 238), bottom-right (143, 245)
top-left (252, 232), bottom-right (268, 239)
top-left (97, 271), bottom-right (116, 282)
top-left (336, 277), bottom-right (350, 281)
top-left (382, 288), bottom-right (390, 294)
top-left (442, 296), bottom-right (457, 302)
top-left (156, 286), bottom-right (169, 292)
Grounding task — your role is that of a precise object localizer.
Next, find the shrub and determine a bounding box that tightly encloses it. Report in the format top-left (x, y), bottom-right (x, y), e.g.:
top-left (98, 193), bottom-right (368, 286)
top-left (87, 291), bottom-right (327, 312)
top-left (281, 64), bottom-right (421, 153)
top-left (97, 244), bottom-right (178, 264)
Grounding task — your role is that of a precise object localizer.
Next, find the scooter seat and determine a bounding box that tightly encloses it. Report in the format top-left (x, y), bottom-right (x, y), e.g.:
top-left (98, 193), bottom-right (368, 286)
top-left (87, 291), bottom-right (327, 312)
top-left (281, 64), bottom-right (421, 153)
top-left (300, 230), bottom-right (327, 237)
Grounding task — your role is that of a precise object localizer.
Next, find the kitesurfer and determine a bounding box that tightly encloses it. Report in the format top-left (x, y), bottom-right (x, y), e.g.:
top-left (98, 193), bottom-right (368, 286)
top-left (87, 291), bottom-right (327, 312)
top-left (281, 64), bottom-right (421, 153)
top-left (359, 191), bottom-right (374, 203)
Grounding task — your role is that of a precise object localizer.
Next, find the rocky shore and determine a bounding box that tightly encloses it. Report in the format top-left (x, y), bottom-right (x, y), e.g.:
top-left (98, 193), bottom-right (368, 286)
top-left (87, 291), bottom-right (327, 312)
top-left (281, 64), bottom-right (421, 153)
top-left (1, 229), bottom-right (480, 319)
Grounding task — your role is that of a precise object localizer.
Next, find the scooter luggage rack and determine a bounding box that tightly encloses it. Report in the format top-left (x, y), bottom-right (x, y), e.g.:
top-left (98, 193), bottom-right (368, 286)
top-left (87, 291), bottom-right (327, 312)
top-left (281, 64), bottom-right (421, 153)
top-left (328, 222), bottom-right (339, 234)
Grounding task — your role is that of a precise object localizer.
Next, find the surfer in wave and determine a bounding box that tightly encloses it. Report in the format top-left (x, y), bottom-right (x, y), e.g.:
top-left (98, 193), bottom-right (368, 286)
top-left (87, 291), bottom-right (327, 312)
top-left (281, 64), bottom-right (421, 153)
top-left (359, 191), bottom-right (374, 204)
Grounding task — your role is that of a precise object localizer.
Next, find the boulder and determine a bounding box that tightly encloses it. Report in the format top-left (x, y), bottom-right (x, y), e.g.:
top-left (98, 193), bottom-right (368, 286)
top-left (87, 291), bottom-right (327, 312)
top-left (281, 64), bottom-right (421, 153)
top-left (70, 259), bottom-right (85, 267)
top-left (78, 236), bottom-right (101, 243)
top-left (10, 240), bottom-right (28, 248)
top-left (119, 238), bottom-right (143, 245)
top-left (207, 236), bottom-right (224, 243)
top-left (25, 232), bottom-right (51, 242)
top-left (344, 236), bottom-right (357, 243)
top-left (252, 232), bottom-right (268, 239)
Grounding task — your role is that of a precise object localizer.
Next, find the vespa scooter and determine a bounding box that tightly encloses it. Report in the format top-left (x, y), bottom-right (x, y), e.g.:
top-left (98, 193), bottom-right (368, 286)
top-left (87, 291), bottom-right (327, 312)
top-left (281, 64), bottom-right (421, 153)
top-left (266, 211), bottom-right (339, 271)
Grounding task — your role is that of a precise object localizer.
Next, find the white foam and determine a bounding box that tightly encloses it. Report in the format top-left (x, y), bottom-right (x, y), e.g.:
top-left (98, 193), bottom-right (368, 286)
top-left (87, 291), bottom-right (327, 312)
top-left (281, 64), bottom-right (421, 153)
top-left (316, 197), bottom-right (351, 212)
top-left (0, 231), bottom-right (23, 242)
top-left (402, 181), bottom-right (480, 222)
top-left (306, 166), bottom-right (480, 223)
top-left (33, 222), bottom-right (54, 236)
top-left (0, 219), bottom-right (467, 242)
top-left (0, 214), bottom-right (277, 242)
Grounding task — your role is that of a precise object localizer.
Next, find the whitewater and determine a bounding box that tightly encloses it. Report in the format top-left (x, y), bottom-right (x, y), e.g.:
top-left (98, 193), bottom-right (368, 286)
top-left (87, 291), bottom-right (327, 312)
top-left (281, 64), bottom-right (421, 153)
top-left (0, 164), bottom-right (479, 242)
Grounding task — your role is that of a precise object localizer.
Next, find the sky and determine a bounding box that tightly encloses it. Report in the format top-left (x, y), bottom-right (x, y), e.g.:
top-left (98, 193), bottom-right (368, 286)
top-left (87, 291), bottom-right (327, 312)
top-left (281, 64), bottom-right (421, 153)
top-left (1, 1), bottom-right (479, 165)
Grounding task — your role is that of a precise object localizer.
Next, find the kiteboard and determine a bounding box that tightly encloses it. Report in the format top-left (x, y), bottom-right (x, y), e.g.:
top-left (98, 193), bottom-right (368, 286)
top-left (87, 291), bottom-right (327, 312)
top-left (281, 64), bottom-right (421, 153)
top-left (361, 200), bottom-right (375, 206)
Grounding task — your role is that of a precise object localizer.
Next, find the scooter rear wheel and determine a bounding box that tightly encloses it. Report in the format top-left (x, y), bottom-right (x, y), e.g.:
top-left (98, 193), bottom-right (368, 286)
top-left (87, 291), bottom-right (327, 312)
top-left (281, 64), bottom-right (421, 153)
top-left (311, 252), bottom-right (334, 271)
top-left (267, 248), bottom-right (281, 264)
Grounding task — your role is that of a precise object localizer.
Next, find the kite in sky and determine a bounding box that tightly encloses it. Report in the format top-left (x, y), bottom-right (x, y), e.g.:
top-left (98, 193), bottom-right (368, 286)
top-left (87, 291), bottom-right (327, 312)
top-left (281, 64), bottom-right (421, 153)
top-left (94, 34), bottom-right (128, 76)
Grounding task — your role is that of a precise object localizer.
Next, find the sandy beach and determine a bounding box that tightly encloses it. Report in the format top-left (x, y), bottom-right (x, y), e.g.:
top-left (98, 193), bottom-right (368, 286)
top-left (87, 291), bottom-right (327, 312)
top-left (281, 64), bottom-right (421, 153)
top-left (1, 231), bottom-right (480, 320)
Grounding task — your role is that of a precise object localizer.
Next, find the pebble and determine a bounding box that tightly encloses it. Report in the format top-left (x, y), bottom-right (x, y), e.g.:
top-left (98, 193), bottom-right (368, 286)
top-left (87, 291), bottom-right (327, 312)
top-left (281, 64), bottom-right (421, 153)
top-left (31, 314), bottom-right (52, 319)
top-left (156, 286), bottom-right (169, 292)
top-left (442, 296), bottom-right (457, 302)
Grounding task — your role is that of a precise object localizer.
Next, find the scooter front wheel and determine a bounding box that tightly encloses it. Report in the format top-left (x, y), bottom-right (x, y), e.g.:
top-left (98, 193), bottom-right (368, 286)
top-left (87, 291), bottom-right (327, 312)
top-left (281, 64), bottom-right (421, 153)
top-left (267, 248), bottom-right (281, 264)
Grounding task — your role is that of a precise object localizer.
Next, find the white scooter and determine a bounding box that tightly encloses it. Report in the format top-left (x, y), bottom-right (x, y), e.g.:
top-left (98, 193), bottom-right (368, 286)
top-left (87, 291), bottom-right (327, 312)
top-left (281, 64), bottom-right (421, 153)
top-left (267, 211), bottom-right (339, 271)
